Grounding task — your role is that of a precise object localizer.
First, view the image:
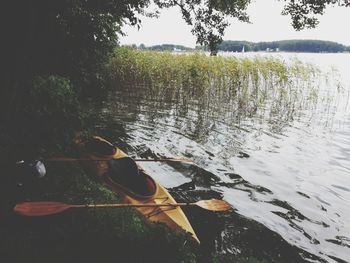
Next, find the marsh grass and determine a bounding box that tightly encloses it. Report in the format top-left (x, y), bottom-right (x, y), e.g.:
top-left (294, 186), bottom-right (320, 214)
top-left (107, 48), bottom-right (320, 123)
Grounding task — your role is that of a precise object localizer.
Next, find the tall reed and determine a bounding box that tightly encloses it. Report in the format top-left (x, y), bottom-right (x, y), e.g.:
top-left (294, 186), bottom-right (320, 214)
top-left (107, 48), bottom-right (319, 120)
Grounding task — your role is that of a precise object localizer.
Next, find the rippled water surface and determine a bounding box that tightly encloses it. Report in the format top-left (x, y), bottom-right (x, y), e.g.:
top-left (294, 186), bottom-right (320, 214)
top-left (95, 53), bottom-right (350, 263)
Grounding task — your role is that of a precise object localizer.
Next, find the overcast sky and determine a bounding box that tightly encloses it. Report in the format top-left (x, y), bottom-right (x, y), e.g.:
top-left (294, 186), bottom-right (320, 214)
top-left (121, 0), bottom-right (350, 47)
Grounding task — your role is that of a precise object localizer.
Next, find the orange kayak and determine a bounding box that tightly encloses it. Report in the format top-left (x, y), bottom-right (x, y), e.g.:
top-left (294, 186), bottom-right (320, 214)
top-left (85, 137), bottom-right (200, 244)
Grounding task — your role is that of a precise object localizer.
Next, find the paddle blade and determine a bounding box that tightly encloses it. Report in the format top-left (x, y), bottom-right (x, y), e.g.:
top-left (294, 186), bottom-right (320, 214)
top-left (14, 202), bottom-right (72, 216)
top-left (196, 200), bottom-right (231, 212)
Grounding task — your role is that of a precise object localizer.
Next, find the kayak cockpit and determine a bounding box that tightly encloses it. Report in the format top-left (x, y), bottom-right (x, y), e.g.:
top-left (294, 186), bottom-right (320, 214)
top-left (85, 136), bottom-right (157, 198)
top-left (106, 157), bottom-right (157, 198)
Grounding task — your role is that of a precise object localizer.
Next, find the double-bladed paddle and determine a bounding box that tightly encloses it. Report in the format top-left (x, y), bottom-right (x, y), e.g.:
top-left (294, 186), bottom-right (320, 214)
top-left (14, 200), bottom-right (231, 216)
top-left (46, 156), bottom-right (194, 165)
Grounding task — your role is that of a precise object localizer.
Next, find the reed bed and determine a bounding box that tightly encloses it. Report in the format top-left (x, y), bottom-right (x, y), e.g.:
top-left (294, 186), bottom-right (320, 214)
top-left (107, 48), bottom-right (320, 120)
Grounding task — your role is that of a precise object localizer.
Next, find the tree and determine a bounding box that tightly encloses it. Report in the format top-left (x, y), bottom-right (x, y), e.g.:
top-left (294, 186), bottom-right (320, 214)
top-left (1, 0), bottom-right (148, 121)
top-left (2, 1), bottom-right (146, 91)
top-left (281, 0), bottom-right (350, 30)
top-left (153, 0), bottom-right (251, 55)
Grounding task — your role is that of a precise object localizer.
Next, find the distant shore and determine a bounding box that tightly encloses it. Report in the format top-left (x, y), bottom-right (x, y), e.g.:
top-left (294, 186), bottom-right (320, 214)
top-left (127, 40), bottom-right (350, 54)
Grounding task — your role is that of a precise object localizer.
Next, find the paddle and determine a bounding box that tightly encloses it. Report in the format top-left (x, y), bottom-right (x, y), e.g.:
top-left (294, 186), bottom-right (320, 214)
top-left (46, 156), bottom-right (194, 165)
top-left (14, 200), bottom-right (231, 216)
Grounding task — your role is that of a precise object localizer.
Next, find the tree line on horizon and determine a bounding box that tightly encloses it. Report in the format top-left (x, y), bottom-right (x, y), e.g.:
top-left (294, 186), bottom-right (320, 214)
top-left (132, 40), bottom-right (350, 53)
top-left (217, 40), bottom-right (350, 53)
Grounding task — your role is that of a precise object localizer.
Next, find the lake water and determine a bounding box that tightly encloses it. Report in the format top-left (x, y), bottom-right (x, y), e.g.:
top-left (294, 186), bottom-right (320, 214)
top-left (95, 52), bottom-right (350, 263)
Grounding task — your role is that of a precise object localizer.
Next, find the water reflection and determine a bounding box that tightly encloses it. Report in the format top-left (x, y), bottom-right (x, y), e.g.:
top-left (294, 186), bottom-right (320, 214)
top-left (93, 53), bottom-right (350, 263)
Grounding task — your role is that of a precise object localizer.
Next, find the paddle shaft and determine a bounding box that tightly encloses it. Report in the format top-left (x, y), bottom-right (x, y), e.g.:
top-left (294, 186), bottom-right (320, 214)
top-left (14, 199), bottom-right (231, 216)
top-left (46, 157), bottom-right (191, 163)
top-left (70, 203), bottom-right (196, 209)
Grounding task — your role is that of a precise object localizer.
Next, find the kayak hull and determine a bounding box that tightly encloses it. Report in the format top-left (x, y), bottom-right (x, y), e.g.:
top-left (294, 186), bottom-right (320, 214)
top-left (87, 147), bottom-right (200, 244)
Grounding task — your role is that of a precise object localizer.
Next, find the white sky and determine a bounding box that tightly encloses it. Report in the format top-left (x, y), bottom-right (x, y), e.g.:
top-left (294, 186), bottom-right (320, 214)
top-left (120, 0), bottom-right (350, 47)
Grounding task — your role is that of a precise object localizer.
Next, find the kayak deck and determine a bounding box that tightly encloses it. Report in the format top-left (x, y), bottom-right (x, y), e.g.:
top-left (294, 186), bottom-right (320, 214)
top-left (87, 146), bottom-right (200, 244)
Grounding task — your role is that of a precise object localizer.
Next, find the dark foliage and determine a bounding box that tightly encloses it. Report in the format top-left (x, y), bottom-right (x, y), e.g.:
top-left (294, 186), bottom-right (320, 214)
top-left (1, 0), bottom-right (148, 154)
top-left (2, 0), bottom-right (146, 112)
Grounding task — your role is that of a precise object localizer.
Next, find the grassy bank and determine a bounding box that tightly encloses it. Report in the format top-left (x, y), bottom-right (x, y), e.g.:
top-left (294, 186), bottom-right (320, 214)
top-left (0, 162), bottom-right (196, 263)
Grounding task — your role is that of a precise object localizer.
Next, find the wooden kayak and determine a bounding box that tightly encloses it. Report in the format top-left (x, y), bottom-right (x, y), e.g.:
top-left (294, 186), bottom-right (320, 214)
top-left (84, 137), bottom-right (200, 244)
